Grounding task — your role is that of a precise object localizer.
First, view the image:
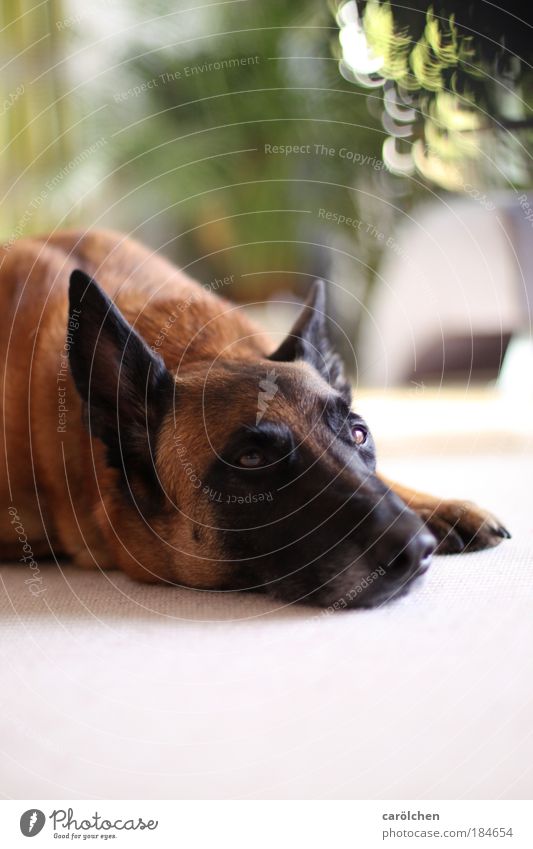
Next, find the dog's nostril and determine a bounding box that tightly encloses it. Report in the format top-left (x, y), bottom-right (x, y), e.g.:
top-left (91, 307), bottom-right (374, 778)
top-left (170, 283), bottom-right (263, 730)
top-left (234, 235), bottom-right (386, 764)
top-left (386, 532), bottom-right (436, 576)
top-left (417, 534), bottom-right (436, 573)
top-left (418, 546), bottom-right (434, 573)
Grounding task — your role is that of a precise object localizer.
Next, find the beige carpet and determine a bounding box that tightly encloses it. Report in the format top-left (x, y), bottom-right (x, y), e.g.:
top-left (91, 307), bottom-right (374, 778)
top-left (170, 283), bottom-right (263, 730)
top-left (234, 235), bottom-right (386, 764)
top-left (1, 392), bottom-right (532, 799)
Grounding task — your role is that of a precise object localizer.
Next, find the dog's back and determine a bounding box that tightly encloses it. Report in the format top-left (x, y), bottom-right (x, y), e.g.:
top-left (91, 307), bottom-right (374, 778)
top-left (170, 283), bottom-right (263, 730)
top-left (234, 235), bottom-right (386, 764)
top-left (0, 230), bottom-right (265, 563)
top-left (0, 229), bottom-right (508, 600)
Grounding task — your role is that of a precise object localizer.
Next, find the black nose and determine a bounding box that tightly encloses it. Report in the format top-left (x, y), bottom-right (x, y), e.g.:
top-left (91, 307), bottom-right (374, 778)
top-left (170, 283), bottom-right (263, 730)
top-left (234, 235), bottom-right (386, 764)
top-left (386, 528), bottom-right (436, 577)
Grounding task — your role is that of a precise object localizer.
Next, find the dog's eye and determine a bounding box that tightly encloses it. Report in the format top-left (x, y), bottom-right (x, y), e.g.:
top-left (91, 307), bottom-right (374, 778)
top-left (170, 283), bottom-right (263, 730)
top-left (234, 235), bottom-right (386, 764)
top-left (351, 426), bottom-right (367, 446)
top-left (238, 450), bottom-right (266, 468)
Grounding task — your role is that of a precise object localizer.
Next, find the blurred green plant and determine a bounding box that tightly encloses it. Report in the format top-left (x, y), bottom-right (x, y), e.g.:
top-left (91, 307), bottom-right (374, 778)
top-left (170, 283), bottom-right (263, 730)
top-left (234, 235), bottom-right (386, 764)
top-left (102, 0), bottom-right (393, 300)
top-left (2, 0), bottom-right (530, 363)
top-left (0, 0), bottom-right (103, 241)
top-left (338, 0), bottom-right (533, 189)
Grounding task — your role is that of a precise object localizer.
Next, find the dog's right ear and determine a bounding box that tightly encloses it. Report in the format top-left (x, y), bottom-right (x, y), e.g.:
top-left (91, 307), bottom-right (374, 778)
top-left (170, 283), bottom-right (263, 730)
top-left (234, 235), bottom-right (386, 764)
top-left (68, 270), bottom-right (174, 486)
top-left (269, 280), bottom-right (352, 403)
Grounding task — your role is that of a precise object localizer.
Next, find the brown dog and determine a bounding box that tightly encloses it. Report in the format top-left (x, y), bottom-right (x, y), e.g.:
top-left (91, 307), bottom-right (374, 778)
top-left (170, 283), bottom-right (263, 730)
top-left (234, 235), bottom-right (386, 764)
top-left (0, 230), bottom-right (510, 607)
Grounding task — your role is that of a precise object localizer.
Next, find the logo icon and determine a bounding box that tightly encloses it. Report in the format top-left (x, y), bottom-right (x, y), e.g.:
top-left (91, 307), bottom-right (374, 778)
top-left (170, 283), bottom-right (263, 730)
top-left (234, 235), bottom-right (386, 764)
top-left (256, 369), bottom-right (279, 424)
top-left (20, 809), bottom-right (46, 837)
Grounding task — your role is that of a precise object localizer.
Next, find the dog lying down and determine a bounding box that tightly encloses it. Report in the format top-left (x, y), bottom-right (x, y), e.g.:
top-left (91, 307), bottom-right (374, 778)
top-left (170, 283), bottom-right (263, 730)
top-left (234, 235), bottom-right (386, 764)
top-left (0, 230), bottom-right (510, 608)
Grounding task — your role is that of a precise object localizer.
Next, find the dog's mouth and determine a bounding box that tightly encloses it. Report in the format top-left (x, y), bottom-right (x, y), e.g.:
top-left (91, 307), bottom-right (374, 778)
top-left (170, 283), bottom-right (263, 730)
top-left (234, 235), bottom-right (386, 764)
top-left (251, 537), bottom-right (435, 610)
top-left (339, 565), bottom-right (430, 609)
top-left (209, 469), bottom-right (437, 610)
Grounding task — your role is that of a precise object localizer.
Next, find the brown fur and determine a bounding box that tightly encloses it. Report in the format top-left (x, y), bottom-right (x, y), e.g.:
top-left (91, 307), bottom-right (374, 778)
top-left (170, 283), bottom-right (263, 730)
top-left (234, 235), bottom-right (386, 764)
top-left (0, 230), bottom-right (270, 585)
top-left (0, 230), bottom-right (508, 598)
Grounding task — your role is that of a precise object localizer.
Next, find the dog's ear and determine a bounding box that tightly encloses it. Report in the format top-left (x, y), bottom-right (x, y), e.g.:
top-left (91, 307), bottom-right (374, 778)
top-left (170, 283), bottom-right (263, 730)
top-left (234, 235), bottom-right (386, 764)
top-left (268, 279), bottom-right (351, 402)
top-left (68, 270), bottom-right (174, 494)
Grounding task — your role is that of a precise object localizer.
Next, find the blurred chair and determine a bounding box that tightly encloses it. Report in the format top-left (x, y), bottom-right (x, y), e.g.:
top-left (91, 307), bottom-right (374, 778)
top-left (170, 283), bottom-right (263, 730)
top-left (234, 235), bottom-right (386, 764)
top-left (358, 196), bottom-right (530, 387)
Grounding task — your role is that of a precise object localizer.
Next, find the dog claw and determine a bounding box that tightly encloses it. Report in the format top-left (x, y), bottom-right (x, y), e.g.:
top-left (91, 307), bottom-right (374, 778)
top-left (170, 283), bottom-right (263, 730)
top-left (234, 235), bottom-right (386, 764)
top-left (418, 500), bottom-right (510, 555)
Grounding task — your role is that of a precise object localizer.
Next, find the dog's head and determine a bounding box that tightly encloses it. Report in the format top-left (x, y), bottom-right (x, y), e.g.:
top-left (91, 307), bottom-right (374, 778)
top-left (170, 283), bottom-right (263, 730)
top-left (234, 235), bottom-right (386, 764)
top-left (68, 270), bottom-right (435, 608)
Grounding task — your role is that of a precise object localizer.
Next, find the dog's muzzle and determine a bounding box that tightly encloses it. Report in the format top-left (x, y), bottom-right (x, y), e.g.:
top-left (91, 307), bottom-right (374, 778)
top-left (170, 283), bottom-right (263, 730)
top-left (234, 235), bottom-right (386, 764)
top-left (259, 485), bottom-right (437, 609)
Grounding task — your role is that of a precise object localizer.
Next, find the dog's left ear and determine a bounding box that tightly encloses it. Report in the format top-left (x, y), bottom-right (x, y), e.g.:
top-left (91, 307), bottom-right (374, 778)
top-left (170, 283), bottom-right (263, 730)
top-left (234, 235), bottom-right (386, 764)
top-left (268, 279), bottom-right (351, 402)
top-left (68, 269), bottom-right (174, 494)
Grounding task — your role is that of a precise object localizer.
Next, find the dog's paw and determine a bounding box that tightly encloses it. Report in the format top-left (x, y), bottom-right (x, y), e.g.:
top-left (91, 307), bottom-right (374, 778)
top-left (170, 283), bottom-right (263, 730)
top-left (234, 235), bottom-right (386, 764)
top-left (418, 500), bottom-right (511, 554)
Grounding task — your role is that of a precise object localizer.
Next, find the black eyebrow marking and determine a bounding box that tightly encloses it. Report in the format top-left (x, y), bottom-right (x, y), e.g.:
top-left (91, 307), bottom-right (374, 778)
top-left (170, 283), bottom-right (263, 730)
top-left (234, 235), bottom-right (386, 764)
top-left (323, 396), bottom-right (351, 433)
top-left (227, 420), bottom-right (295, 454)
